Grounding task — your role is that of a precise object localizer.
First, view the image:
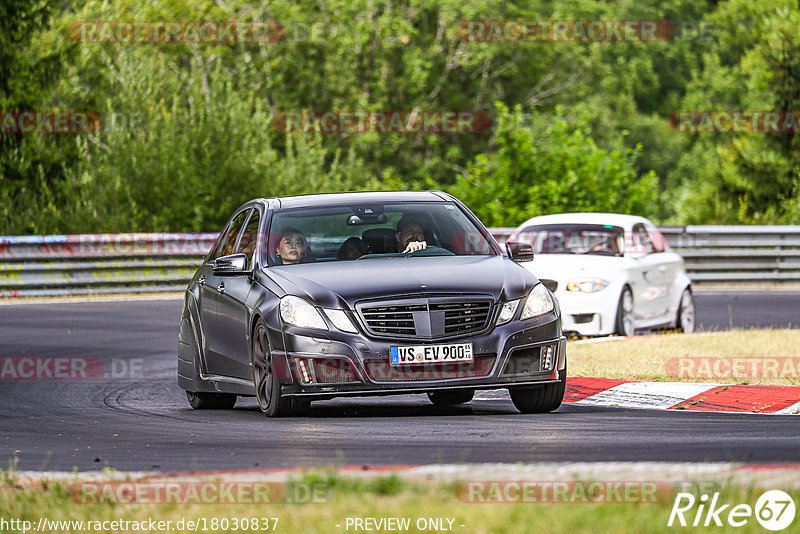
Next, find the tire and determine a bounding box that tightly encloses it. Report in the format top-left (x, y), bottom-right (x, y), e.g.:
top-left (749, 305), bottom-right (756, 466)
top-left (614, 286), bottom-right (635, 336)
top-left (509, 365), bottom-right (567, 414)
top-left (252, 318), bottom-right (295, 417)
top-left (428, 389), bottom-right (474, 406)
top-left (186, 390), bottom-right (237, 410)
top-left (508, 365), bottom-right (567, 413)
top-left (676, 288), bottom-right (696, 334)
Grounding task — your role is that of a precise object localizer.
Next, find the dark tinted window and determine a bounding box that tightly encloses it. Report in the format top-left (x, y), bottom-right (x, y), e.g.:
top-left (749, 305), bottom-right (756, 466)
top-left (236, 209), bottom-right (261, 269)
top-left (266, 202), bottom-right (495, 266)
top-left (217, 209), bottom-right (251, 259)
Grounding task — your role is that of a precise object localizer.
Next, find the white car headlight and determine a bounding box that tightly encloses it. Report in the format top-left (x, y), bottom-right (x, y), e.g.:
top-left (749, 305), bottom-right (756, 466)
top-left (496, 299), bottom-right (520, 325)
top-left (323, 308), bottom-right (358, 333)
top-left (279, 296), bottom-right (328, 330)
top-left (520, 283), bottom-right (555, 319)
top-left (566, 279), bottom-right (608, 293)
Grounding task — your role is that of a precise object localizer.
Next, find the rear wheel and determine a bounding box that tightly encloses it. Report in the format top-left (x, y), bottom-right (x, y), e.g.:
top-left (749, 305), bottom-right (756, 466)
top-left (428, 389), bottom-right (474, 406)
top-left (676, 288), bottom-right (695, 334)
top-left (252, 319), bottom-right (295, 417)
top-left (186, 391), bottom-right (236, 410)
top-left (509, 366), bottom-right (566, 414)
top-left (614, 286), bottom-right (635, 336)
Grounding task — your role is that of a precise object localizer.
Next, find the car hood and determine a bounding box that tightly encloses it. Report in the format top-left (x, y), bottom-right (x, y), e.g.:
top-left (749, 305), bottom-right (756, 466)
top-left (522, 254), bottom-right (632, 281)
top-left (262, 255), bottom-right (537, 309)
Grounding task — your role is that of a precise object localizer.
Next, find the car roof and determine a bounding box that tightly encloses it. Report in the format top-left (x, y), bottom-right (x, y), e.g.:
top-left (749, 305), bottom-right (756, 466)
top-left (515, 212), bottom-right (654, 231)
top-left (255, 191), bottom-right (452, 210)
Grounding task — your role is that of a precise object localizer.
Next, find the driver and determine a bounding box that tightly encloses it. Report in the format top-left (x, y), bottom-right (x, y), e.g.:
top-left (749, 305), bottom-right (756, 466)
top-left (395, 215), bottom-right (428, 253)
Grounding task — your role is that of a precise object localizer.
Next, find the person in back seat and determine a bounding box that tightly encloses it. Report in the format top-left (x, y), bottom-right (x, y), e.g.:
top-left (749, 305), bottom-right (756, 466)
top-left (337, 237), bottom-right (369, 260)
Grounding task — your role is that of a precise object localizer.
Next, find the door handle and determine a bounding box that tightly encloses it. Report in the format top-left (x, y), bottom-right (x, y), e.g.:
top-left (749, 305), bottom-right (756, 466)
top-left (198, 276), bottom-right (205, 286)
top-left (658, 266), bottom-right (667, 272)
top-left (217, 282), bottom-right (225, 294)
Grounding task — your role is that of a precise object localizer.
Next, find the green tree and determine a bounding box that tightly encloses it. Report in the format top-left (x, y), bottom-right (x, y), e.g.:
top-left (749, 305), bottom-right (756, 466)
top-left (0, 0), bottom-right (76, 234)
top-left (450, 103), bottom-right (657, 227)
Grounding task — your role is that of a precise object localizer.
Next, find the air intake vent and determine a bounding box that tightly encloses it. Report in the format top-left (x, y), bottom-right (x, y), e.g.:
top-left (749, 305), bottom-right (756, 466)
top-left (431, 301), bottom-right (492, 334)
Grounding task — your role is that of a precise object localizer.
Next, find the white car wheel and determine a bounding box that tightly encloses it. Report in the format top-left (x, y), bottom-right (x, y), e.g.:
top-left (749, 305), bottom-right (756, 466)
top-left (615, 287), bottom-right (635, 336)
top-left (677, 288), bottom-right (695, 334)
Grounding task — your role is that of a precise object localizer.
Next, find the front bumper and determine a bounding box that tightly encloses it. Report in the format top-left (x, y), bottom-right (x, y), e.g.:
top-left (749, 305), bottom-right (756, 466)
top-left (270, 312), bottom-right (565, 398)
top-left (554, 287), bottom-right (620, 336)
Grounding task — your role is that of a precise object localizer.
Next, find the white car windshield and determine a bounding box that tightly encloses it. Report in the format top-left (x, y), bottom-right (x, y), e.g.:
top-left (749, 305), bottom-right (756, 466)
top-left (514, 224), bottom-right (625, 257)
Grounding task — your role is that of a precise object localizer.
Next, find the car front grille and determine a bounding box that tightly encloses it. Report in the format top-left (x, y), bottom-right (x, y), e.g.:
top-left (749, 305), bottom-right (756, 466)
top-left (364, 355), bottom-right (496, 382)
top-left (357, 296), bottom-right (493, 339)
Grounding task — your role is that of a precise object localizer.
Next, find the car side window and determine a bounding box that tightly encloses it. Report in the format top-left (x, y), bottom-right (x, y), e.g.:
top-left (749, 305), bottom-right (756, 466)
top-left (216, 209), bottom-right (251, 260)
top-left (632, 224), bottom-right (655, 255)
top-left (648, 227), bottom-right (669, 253)
top-left (236, 209), bottom-right (261, 270)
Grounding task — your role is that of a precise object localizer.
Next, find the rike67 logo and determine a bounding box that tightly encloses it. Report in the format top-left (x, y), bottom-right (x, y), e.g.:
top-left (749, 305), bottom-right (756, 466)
top-left (668, 490), bottom-right (796, 531)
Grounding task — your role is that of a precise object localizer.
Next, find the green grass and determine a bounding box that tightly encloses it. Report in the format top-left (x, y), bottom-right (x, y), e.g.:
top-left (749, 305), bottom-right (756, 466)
top-left (569, 328), bottom-right (800, 385)
top-left (1, 469), bottom-right (798, 533)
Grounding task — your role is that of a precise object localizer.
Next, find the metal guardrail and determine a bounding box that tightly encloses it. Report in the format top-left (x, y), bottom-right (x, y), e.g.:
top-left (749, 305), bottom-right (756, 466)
top-left (1, 226), bottom-right (799, 297)
top-left (0, 234), bottom-right (216, 297)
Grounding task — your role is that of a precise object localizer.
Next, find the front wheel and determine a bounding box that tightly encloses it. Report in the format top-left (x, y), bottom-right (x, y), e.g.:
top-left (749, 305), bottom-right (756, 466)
top-left (676, 288), bottom-right (695, 334)
top-left (509, 366), bottom-right (567, 414)
top-left (186, 391), bottom-right (236, 410)
top-left (252, 319), bottom-right (295, 417)
top-left (614, 286), bottom-right (635, 336)
top-left (428, 389), bottom-right (474, 406)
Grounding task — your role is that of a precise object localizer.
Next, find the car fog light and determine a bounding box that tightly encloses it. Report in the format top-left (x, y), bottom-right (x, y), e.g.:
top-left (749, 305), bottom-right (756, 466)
top-left (540, 345), bottom-right (554, 372)
top-left (297, 359), bottom-right (313, 384)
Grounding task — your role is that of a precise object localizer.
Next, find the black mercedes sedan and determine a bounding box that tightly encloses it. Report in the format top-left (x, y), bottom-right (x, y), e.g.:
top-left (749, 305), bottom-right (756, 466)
top-left (178, 191), bottom-right (566, 416)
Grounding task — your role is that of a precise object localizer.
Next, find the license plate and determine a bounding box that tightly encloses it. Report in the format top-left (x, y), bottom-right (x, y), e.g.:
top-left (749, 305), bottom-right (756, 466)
top-left (390, 343), bottom-right (474, 365)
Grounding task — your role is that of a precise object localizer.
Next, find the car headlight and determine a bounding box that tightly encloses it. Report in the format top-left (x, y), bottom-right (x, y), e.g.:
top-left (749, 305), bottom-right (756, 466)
top-left (279, 296), bottom-right (328, 330)
top-left (323, 308), bottom-right (358, 333)
top-left (520, 283), bottom-right (555, 319)
top-left (496, 299), bottom-right (520, 325)
top-left (566, 279), bottom-right (608, 293)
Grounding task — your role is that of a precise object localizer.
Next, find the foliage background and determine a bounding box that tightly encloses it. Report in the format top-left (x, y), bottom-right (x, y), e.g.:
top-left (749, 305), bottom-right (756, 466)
top-left (1, 0), bottom-right (799, 234)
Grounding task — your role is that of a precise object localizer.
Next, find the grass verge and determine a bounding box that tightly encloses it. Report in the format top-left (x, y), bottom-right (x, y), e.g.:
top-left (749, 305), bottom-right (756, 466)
top-left (568, 328), bottom-right (800, 385)
top-left (1, 470), bottom-right (797, 533)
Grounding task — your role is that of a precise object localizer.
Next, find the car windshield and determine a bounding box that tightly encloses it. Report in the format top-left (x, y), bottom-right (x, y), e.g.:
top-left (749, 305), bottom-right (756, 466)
top-left (266, 202), bottom-right (496, 266)
top-left (513, 224), bottom-right (625, 257)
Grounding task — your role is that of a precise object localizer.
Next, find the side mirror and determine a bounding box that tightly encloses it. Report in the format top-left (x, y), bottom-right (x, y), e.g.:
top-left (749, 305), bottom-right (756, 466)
top-left (213, 253), bottom-right (248, 276)
top-left (506, 241), bottom-right (534, 262)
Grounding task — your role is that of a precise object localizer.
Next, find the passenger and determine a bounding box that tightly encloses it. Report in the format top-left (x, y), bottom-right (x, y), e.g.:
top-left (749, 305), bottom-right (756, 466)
top-left (395, 215), bottom-right (428, 253)
top-left (337, 237), bottom-right (369, 260)
top-left (274, 227), bottom-right (313, 265)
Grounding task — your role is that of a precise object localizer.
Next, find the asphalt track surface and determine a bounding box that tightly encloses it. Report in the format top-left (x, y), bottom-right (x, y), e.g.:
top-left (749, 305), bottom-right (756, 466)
top-left (1, 290), bottom-right (799, 472)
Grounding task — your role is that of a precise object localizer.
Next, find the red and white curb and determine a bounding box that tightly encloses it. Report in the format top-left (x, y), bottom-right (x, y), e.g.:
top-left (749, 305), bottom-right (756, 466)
top-left (475, 377), bottom-right (800, 414)
top-left (564, 377), bottom-right (800, 414)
